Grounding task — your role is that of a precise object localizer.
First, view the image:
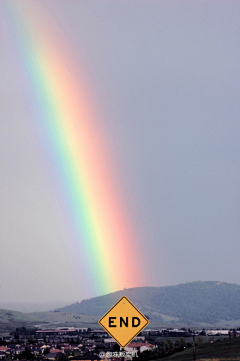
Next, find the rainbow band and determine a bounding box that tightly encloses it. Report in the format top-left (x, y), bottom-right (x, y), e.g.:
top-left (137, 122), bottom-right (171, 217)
top-left (3, 1), bottom-right (143, 295)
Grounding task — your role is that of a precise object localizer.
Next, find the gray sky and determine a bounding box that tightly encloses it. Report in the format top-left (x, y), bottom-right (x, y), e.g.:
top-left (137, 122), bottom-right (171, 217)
top-left (1, 0), bottom-right (240, 304)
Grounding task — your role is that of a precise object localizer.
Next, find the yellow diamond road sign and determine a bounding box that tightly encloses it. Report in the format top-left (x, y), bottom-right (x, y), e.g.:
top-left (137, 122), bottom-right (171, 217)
top-left (98, 296), bottom-right (149, 348)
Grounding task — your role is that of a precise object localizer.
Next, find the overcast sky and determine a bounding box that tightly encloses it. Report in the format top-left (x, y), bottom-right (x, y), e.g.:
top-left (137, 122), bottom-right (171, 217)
top-left (1, 0), bottom-right (240, 304)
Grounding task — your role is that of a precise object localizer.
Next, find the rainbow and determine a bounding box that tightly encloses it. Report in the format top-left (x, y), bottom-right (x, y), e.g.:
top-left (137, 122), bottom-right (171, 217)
top-left (2, 1), bottom-right (144, 295)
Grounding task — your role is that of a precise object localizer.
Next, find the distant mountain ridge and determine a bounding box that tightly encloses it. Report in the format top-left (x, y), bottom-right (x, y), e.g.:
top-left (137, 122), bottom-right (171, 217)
top-left (0, 301), bottom-right (70, 313)
top-left (56, 281), bottom-right (240, 324)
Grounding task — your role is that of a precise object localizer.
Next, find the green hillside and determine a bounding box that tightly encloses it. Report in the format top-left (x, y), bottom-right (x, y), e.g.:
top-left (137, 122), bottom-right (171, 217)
top-left (0, 309), bottom-right (40, 332)
top-left (166, 336), bottom-right (240, 361)
top-left (1, 281), bottom-right (240, 331)
top-left (56, 281), bottom-right (240, 325)
top-left (0, 309), bottom-right (100, 332)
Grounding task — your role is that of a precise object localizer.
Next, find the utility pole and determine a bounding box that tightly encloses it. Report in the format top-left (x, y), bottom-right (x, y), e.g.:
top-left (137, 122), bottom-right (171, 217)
top-left (193, 334), bottom-right (196, 361)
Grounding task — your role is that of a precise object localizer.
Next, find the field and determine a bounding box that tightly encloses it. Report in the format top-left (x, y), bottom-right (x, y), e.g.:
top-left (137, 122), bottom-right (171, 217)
top-left (164, 337), bottom-right (240, 361)
top-left (1, 307), bottom-right (240, 333)
top-left (0, 309), bottom-right (100, 332)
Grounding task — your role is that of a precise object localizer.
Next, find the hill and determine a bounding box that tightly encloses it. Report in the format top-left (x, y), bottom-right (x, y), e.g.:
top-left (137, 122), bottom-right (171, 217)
top-left (0, 301), bottom-right (70, 313)
top-left (0, 309), bottom-right (41, 332)
top-left (56, 281), bottom-right (240, 325)
top-left (166, 336), bottom-right (240, 361)
top-left (0, 309), bottom-right (100, 332)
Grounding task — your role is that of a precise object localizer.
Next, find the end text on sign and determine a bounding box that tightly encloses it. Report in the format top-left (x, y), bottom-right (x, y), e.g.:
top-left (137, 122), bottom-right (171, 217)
top-left (109, 316), bottom-right (141, 328)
